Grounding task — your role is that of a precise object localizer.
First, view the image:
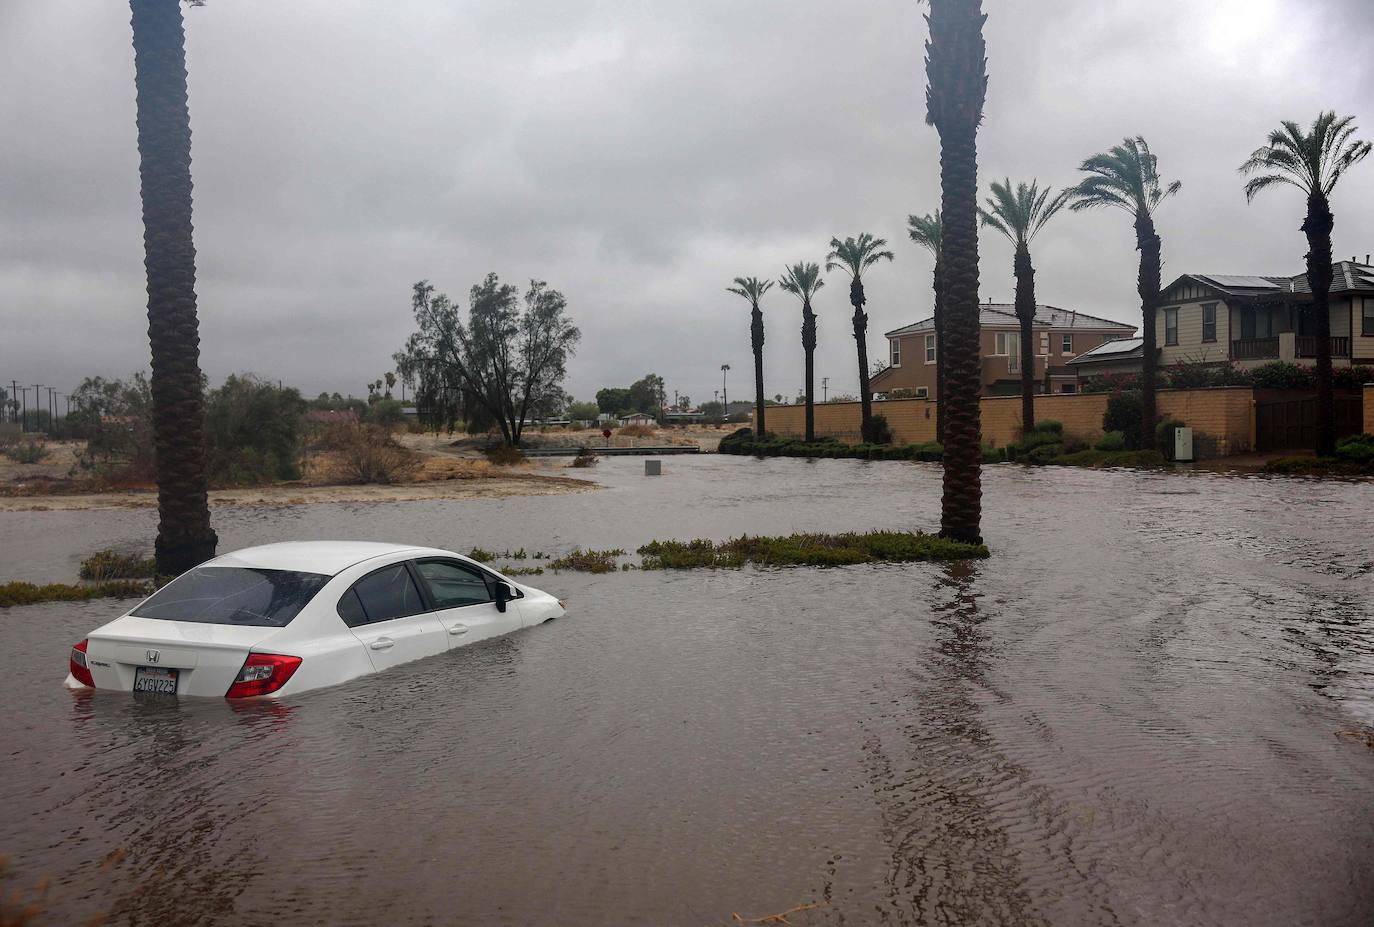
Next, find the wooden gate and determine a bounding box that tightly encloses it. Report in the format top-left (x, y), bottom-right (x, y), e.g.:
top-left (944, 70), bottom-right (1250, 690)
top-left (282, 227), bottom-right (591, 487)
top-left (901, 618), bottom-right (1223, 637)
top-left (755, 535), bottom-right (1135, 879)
top-left (1255, 392), bottom-right (1363, 451)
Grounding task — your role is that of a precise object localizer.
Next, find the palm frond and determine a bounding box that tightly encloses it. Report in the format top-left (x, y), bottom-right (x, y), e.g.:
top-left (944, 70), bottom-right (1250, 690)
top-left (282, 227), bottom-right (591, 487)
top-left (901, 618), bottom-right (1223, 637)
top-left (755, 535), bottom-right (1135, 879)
top-left (1069, 136), bottom-right (1179, 218)
top-left (825, 234), bottom-right (893, 280)
top-left (779, 262), bottom-right (825, 301)
top-left (981, 177), bottom-right (1071, 244)
top-left (906, 212), bottom-right (942, 256)
top-left (1240, 111), bottom-right (1370, 201)
top-left (727, 276), bottom-right (774, 304)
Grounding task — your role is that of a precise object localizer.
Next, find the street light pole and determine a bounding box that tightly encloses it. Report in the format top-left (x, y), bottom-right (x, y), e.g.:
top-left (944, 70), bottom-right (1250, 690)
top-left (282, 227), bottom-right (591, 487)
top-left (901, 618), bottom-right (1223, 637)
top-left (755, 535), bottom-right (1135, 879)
top-left (721, 364), bottom-right (730, 414)
top-left (822, 377), bottom-right (829, 402)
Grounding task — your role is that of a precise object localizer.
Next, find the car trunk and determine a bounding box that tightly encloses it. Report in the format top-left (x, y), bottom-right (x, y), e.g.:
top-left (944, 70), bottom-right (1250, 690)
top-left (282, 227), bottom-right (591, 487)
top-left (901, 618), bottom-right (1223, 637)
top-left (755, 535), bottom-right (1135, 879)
top-left (86, 617), bottom-right (283, 698)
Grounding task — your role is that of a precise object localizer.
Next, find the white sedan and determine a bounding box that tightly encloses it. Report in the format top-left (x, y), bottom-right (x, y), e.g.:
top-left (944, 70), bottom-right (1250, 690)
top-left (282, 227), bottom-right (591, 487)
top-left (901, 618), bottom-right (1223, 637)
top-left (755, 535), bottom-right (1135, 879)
top-left (64, 541), bottom-right (565, 699)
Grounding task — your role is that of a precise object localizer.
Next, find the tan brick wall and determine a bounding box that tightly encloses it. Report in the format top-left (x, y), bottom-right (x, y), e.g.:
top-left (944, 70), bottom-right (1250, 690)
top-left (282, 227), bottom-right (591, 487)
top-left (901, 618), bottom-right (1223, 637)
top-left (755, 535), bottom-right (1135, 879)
top-left (755, 387), bottom-right (1257, 457)
top-left (1365, 384), bottom-right (1374, 433)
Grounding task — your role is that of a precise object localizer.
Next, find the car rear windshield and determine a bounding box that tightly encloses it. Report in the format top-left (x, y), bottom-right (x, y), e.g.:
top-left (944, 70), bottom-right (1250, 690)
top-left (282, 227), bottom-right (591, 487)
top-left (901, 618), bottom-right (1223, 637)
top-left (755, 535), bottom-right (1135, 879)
top-left (131, 567), bottom-right (331, 627)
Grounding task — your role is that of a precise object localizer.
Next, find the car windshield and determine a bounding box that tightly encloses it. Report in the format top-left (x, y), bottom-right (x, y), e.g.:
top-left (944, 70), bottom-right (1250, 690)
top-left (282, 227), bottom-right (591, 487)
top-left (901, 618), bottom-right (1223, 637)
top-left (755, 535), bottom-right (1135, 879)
top-left (131, 567), bottom-right (331, 627)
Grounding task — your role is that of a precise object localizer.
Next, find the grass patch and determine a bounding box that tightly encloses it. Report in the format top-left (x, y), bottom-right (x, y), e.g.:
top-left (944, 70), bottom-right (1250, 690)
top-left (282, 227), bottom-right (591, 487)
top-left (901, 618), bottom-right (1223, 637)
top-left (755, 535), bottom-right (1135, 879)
top-left (718, 429), bottom-right (1005, 463)
top-left (500, 565), bottom-right (545, 576)
top-left (547, 548), bottom-right (626, 573)
top-left (1262, 456), bottom-right (1374, 477)
top-left (569, 448), bottom-right (599, 468)
top-left (3, 440), bottom-right (50, 464)
top-left (0, 579), bottom-right (154, 609)
top-left (483, 444), bottom-right (527, 466)
top-left (1048, 449), bottom-right (1168, 469)
top-left (79, 549), bottom-right (157, 580)
top-left (638, 530), bottom-right (988, 569)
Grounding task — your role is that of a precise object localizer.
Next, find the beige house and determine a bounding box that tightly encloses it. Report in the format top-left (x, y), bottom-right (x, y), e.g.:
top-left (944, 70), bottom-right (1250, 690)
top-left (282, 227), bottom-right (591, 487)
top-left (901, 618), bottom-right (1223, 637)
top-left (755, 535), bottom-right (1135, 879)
top-left (1157, 261), bottom-right (1374, 369)
top-left (870, 303), bottom-right (1135, 398)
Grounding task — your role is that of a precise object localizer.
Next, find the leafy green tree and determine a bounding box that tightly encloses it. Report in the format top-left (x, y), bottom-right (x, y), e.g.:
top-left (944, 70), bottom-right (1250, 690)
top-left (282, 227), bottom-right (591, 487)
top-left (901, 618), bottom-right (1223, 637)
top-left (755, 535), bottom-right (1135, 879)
top-left (395, 275), bottom-right (580, 446)
top-left (384, 372), bottom-right (396, 399)
top-left (568, 401), bottom-right (600, 421)
top-left (727, 277), bottom-right (774, 435)
top-left (129, 0), bottom-right (216, 572)
top-left (204, 375), bottom-right (308, 484)
top-left (906, 211), bottom-right (944, 441)
top-left (1069, 137), bottom-right (1180, 451)
top-left (627, 374), bottom-right (666, 415)
top-left (595, 388), bottom-right (631, 415)
top-left (979, 179), bottom-right (1072, 433)
top-left (923, 0), bottom-right (988, 543)
top-left (826, 235), bottom-right (894, 442)
top-left (779, 262), bottom-right (826, 442)
top-left (1240, 112), bottom-right (1370, 456)
top-left (700, 400), bottom-right (724, 422)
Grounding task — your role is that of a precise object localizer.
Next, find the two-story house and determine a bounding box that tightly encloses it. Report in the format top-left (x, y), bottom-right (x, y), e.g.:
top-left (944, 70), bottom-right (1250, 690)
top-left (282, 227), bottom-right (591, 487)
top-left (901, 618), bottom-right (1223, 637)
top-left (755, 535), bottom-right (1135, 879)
top-left (870, 303), bottom-right (1136, 398)
top-left (1157, 260), bottom-right (1374, 369)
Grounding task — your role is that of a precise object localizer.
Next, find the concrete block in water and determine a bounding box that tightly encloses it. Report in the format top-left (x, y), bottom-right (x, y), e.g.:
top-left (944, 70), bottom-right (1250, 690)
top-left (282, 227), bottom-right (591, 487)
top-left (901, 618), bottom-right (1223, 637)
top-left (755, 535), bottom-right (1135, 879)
top-left (644, 459), bottom-right (662, 476)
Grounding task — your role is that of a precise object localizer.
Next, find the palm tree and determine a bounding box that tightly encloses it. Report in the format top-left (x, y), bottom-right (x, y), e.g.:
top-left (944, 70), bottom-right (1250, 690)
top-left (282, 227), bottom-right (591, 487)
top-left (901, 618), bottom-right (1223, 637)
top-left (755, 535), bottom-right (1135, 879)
top-left (727, 277), bottom-right (774, 435)
top-left (130, 0), bottom-right (217, 574)
top-left (906, 212), bottom-right (945, 441)
top-left (1068, 137), bottom-right (1180, 451)
top-left (779, 262), bottom-right (826, 442)
top-left (826, 234), bottom-right (895, 442)
top-left (1240, 112), bottom-right (1370, 456)
top-left (979, 179), bottom-right (1072, 433)
top-left (923, 0), bottom-right (987, 544)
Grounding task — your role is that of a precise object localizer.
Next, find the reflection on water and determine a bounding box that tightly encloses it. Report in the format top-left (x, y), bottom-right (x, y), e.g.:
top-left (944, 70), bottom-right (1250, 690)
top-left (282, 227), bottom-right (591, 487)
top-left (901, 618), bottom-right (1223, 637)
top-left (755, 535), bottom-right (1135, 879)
top-left (1, 457), bottom-right (1372, 925)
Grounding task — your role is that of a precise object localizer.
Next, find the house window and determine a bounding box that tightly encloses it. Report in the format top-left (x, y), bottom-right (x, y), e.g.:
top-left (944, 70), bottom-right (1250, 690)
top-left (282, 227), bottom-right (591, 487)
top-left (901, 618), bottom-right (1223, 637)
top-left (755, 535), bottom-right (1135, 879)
top-left (1201, 303), bottom-right (1217, 343)
top-left (1059, 383), bottom-right (1077, 394)
top-left (1363, 298), bottom-right (1374, 337)
top-left (890, 339), bottom-right (901, 367)
top-left (914, 387), bottom-right (929, 399)
top-left (1164, 308), bottom-right (1179, 346)
top-left (924, 334), bottom-right (936, 364)
top-left (1061, 334), bottom-right (1073, 355)
top-left (995, 332), bottom-right (1016, 355)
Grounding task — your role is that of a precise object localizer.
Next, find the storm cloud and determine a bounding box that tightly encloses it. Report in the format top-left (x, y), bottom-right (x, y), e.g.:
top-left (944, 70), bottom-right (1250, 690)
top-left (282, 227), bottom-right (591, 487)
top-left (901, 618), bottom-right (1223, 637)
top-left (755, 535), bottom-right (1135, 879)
top-left (3, 0), bottom-right (1372, 406)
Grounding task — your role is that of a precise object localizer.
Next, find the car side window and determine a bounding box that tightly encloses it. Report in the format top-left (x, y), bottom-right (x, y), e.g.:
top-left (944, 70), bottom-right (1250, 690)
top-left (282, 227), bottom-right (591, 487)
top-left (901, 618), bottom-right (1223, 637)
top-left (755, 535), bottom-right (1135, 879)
top-left (336, 588), bottom-right (368, 627)
top-left (415, 560), bottom-right (494, 609)
top-left (345, 564), bottom-right (426, 624)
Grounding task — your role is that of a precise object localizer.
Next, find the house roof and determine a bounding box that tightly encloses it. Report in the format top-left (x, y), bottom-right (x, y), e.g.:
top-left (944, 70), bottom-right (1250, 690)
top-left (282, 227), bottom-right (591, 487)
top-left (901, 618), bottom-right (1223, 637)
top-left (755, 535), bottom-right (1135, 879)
top-left (1065, 337), bottom-right (1144, 366)
top-left (885, 303), bottom-right (1135, 338)
top-left (1167, 261), bottom-right (1374, 300)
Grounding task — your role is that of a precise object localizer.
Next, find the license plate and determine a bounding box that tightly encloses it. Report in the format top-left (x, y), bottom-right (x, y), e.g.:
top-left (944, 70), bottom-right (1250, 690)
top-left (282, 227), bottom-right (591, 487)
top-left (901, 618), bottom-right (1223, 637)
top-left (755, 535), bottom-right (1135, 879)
top-left (133, 666), bottom-right (179, 695)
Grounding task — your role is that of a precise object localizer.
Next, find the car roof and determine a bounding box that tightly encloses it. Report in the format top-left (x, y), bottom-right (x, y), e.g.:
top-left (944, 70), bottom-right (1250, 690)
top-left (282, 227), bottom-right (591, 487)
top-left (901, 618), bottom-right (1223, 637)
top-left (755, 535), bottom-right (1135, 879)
top-left (208, 541), bottom-right (437, 576)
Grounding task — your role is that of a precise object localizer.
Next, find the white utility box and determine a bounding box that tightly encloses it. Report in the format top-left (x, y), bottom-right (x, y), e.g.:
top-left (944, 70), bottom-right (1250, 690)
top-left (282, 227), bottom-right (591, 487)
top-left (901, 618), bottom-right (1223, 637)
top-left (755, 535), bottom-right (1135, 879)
top-left (1173, 426), bottom-right (1194, 463)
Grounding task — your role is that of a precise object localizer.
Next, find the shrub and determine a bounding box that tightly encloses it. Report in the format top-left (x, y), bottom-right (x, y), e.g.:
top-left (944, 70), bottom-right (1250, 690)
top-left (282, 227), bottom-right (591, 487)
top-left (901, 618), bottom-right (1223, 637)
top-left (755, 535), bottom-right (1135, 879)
top-left (79, 549), bottom-right (156, 580)
top-left (0, 579), bottom-right (154, 609)
top-left (0, 423), bottom-right (22, 448)
top-left (1103, 390), bottom-right (1145, 449)
top-left (1156, 418), bottom-right (1186, 460)
top-left (912, 442), bottom-right (944, 462)
top-left (332, 423), bottom-right (422, 483)
top-left (618, 423), bottom-right (657, 438)
top-left (1033, 419), bottom-right (1063, 435)
top-left (637, 530), bottom-right (988, 569)
top-left (1095, 430), bottom-right (1126, 452)
top-left (1026, 443), bottom-right (1064, 464)
top-left (1052, 449), bottom-right (1168, 469)
top-left (570, 448), bottom-right (598, 468)
top-left (1334, 433), bottom-right (1374, 465)
top-left (1249, 361), bottom-right (1313, 390)
top-left (205, 374), bottom-right (308, 485)
top-left (864, 414), bottom-right (894, 445)
top-left (366, 398), bottom-right (406, 428)
top-left (3, 440), bottom-right (50, 464)
top-left (484, 444), bottom-right (527, 466)
top-left (981, 443), bottom-right (1005, 463)
top-left (1334, 366), bottom-right (1374, 390)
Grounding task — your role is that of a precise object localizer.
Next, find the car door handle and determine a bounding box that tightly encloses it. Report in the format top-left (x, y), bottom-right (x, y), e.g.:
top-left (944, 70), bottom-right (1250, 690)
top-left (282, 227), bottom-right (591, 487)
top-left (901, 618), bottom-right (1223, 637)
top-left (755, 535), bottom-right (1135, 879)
top-left (448, 625), bottom-right (469, 636)
top-left (369, 638), bottom-right (395, 651)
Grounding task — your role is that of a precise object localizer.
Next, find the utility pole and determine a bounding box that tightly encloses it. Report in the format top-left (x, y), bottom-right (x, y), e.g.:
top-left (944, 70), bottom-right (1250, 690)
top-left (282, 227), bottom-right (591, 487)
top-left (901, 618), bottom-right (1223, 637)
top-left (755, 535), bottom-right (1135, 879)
top-left (822, 377), bottom-right (829, 402)
top-left (31, 384), bottom-right (43, 432)
top-left (48, 387), bottom-right (57, 435)
top-left (721, 364), bottom-right (730, 413)
top-left (9, 380), bottom-right (16, 425)
top-left (17, 387), bottom-right (29, 432)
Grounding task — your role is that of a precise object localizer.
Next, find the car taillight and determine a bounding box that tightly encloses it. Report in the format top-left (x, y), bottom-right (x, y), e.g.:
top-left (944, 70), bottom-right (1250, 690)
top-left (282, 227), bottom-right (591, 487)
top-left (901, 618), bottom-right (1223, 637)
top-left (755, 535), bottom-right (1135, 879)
top-left (225, 653), bottom-right (302, 699)
top-left (70, 639), bottom-right (95, 688)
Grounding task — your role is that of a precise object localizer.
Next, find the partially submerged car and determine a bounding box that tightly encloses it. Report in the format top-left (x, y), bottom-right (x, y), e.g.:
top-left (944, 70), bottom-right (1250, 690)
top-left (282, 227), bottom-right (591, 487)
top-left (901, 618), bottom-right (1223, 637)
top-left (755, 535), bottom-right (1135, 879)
top-left (65, 541), bottom-right (564, 699)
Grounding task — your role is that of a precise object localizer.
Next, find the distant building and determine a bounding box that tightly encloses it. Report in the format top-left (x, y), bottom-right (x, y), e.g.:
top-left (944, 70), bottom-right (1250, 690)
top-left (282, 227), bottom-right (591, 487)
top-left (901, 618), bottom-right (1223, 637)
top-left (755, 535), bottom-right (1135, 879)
top-left (1158, 261), bottom-right (1374, 368)
top-left (619, 412), bottom-right (657, 426)
top-left (1065, 337), bottom-right (1144, 386)
top-left (663, 410), bottom-right (706, 424)
top-left (870, 303), bottom-right (1136, 398)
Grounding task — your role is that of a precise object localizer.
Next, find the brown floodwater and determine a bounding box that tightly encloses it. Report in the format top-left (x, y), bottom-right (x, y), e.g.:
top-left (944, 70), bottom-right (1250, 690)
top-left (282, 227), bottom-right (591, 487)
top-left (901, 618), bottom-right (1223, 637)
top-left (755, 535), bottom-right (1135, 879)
top-left (1, 457), bottom-right (1372, 926)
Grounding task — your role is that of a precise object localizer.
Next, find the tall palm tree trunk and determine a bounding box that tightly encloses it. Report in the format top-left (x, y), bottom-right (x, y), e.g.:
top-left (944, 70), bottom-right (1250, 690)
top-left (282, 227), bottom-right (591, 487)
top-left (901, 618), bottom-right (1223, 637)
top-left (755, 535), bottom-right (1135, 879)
top-left (927, 0), bottom-right (986, 545)
top-left (1013, 243), bottom-right (1036, 433)
top-left (130, 0), bottom-right (217, 575)
top-left (802, 303), bottom-right (817, 442)
top-left (1134, 212), bottom-right (1161, 451)
top-left (751, 303), bottom-right (766, 435)
top-left (933, 260), bottom-right (946, 443)
top-left (850, 279), bottom-right (874, 441)
top-left (1304, 192), bottom-right (1336, 456)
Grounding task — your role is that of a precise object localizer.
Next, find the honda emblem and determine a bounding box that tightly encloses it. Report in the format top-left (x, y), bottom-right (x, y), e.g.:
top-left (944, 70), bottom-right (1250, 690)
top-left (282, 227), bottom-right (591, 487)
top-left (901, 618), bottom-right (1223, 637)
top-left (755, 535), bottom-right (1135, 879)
top-left (145, 649), bottom-right (160, 664)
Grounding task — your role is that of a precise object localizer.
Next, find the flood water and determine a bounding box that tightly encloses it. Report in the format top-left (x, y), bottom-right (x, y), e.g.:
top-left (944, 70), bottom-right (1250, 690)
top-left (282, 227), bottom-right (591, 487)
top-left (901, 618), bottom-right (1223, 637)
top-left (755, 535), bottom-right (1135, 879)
top-left (2, 456), bottom-right (1372, 926)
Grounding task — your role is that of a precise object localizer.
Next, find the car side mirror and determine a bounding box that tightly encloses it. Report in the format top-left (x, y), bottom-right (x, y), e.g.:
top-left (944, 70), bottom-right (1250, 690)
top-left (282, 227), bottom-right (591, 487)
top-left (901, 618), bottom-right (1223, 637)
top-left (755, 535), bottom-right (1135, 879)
top-left (494, 581), bottom-right (515, 613)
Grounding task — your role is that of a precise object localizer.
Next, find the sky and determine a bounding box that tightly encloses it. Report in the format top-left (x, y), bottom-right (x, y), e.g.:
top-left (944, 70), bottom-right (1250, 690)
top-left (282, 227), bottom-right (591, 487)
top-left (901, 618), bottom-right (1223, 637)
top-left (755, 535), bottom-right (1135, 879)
top-left (3, 0), bottom-right (1373, 409)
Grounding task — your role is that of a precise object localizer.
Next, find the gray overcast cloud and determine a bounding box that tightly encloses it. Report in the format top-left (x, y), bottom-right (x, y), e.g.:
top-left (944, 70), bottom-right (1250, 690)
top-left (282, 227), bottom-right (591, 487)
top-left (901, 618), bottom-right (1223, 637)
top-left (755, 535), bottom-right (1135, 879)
top-left (3, 0), bottom-right (1373, 407)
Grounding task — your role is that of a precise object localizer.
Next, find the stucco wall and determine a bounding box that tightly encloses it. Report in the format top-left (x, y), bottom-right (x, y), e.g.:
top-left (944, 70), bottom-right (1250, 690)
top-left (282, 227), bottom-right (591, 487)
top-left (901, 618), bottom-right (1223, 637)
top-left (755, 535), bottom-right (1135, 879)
top-left (755, 386), bottom-right (1258, 457)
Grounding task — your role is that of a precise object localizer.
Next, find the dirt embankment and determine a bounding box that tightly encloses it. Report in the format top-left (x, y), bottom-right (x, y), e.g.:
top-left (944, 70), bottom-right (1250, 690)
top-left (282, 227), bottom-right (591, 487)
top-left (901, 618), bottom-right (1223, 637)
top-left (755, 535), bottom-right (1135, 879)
top-left (0, 439), bottom-right (596, 512)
